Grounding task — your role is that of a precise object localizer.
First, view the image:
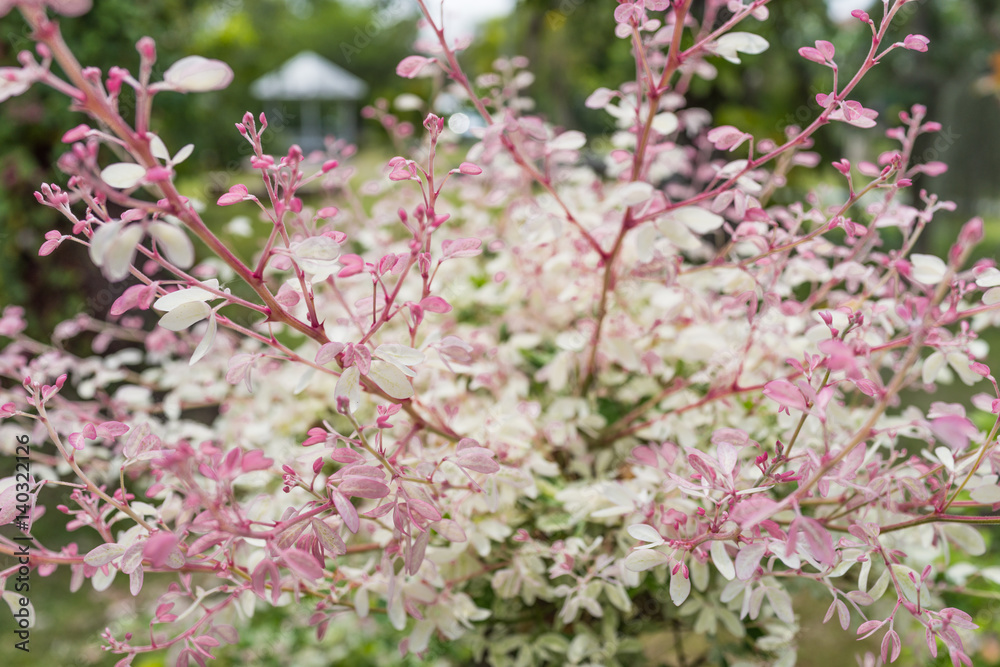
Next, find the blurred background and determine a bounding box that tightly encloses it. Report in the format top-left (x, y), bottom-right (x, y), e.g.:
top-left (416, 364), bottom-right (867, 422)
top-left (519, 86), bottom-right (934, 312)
top-left (1, 0), bottom-right (999, 665)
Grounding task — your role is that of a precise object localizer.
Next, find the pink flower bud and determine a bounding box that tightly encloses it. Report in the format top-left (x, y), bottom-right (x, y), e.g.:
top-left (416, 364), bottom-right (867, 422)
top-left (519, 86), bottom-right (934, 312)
top-left (958, 217), bottom-right (984, 246)
top-left (136, 36), bottom-right (156, 62)
top-left (62, 124), bottom-right (90, 143)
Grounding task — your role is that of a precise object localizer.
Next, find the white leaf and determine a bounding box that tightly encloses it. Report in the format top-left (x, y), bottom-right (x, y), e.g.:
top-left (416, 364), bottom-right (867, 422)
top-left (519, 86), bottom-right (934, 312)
top-left (158, 301), bottom-right (211, 331)
top-left (149, 134), bottom-right (170, 160)
top-left (975, 268), bottom-right (1000, 288)
top-left (585, 87), bottom-right (616, 109)
top-left (633, 224), bottom-right (657, 263)
top-left (604, 582), bottom-right (632, 613)
top-left (983, 287), bottom-right (1000, 305)
top-left (189, 311), bottom-right (217, 366)
top-left (549, 130), bottom-right (586, 151)
top-left (91, 567), bottom-right (117, 591)
top-left (627, 524), bottom-right (663, 545)
top-left (103, 223), bottom-right (145, 281)
top-left (890, 564), bottom-right (920, 603)
top-left (368, 360), bottom-right (414, 400)
top-left (714, 32), bottom-right (769, 64)
top-left (667, 206), bottom-right (725, 233)
top-left (868, 569), bottom-right (890, 600)
top-left (84, 543), bottom-right (125, 567)
top-left (147, 221), bottom-right (194, 268)
top-left (670, 567), bottom-right (691, 605)
top-left (290, 236), bottom-right (341, 279)
top-left (946, 352), bottom-right (982, 386)
top-left (658, 216), bottom-right (701, 250)
top-left (162, 55), bottom-right (234, 93)
top-left (910, 254), bottom-right (948, 285)
top-left (129, 567), bottom-right (144, 596)
top-left (934, 446), bottom-right (955, 472)
top-left (335, 366), bottom-right (361, 413)
top-left (735, 542), bottom-right (766, 580)
top-left (101, 163), bottom-right (147, 189)
top-left (922, 351), bottom-right (945, 384)
top-left (88, 220), bottom-right (124, 266)
top-left (294, 367), bottom-right (315, 395)
top-left (970, 483), bottom-right (1000, 504)
top-left (652, 112), bottom-right (678, 135)
top-left (172, 143), bottom-right (195, 164)
top-left (2, 591), bottom-right (34, 628)
top-left (154, 280), bottom-right (221, 311)
top-left (942, 523), bottom-right (986, 556)
top-left (618, 181), bottom-right (654, 206)
top-left (624, 549), bottom-right (669, 572)
top-left (711, 540), bottom-right (736, 580)
top-left (690, 557), bottom-right (710, 591)
top-left (374, 344), bottom-right (424, 376)
top-left (766, 587), bottom-right (794, 623)
top-left (120, 542), bottom-right (145, 574)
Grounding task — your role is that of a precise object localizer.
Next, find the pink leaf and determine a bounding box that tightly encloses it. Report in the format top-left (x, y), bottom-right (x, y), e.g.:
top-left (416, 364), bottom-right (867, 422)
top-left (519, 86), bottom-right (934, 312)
top-left (38, 238), bottom-right (61, 256)
top-left (796, 516), bottom-right (836, 567)
top-left (455, 448), bottom-right (500, 474)
top-left (441, 237), bottom-right (483, 259)
top-left (339, 477), bottom-right (390, 499)
top-left (330, 447), bottom-right (364, 464)
top-left (902, 34), bottom-right (929, 52)
top-left (315, 342), bottom-right (345, 365)
top-left (857, 618), bottom-right (886, 639)
top-left (396, 55), bottom-right (433, 78)
top-left (282, 548), bottom-right (324, 581)
top-left (798, 46), bottom-right (826, 64)
top-left (241, 450), bottom-right (273, 473)
top-left (62, 124), bottom-right (91, 142)
top-left (404, 498), bottom-right (442, 526)
top-left (706, 125), bottom-right (751, 151)
top-left (111, 284), bottom-right (148, 316)
top-left (311, 519), bottom-right (346, 556)
top-left (431, 519), bottom-right (466, 542)
top-left (217, 184), bottom-right (249, 206)
top-left (419, 295), bottom-right (452, 314)
top-left (763, 379), bottom-right (807, 413)
top-left (930, 415), bottom-right (979, 452)
top-left (458, 162), bottom-right (482, 175)
top-left (143, 532), bottom-right (179, 568)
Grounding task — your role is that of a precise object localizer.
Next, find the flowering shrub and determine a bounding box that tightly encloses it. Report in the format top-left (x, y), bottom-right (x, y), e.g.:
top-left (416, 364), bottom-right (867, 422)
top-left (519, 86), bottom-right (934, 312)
top-left (1, 0), bottom-right (999, 665)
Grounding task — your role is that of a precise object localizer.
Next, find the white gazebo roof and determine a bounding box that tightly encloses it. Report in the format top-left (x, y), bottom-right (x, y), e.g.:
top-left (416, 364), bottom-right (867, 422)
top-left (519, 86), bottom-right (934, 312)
top-left (250, 51), bottom-right (368, 101)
